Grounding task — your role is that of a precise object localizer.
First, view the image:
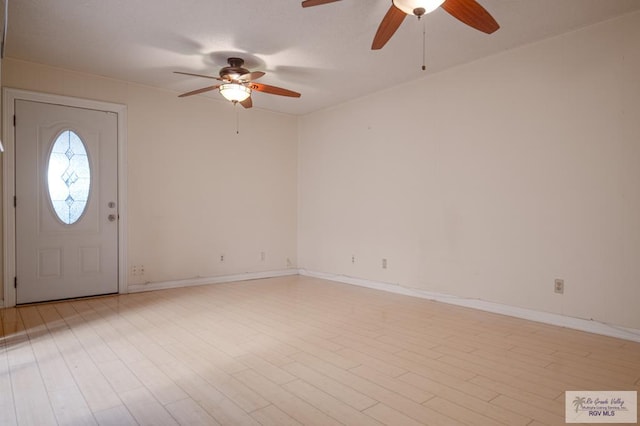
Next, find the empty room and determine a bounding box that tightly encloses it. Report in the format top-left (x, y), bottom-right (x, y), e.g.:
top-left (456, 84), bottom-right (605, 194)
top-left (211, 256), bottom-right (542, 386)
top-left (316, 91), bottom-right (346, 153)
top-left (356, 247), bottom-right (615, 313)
top-left (1, 0), bottom-right (639, 425)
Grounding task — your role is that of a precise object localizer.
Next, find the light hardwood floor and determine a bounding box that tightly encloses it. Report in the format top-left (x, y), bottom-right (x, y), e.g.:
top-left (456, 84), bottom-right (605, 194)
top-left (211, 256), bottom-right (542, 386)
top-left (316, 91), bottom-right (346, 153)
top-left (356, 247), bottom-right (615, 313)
top-left (1, 275), bottom-right (639, 425)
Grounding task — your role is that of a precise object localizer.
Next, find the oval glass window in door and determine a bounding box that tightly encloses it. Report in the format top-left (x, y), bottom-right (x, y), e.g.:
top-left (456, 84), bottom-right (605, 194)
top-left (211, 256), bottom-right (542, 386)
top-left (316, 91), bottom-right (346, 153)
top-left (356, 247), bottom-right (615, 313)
top-left (47, 130), bottom-right (91, 225)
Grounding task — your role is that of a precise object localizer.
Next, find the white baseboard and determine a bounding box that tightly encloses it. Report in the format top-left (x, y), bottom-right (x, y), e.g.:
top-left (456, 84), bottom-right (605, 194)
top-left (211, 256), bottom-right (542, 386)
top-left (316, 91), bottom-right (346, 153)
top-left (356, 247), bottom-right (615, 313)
top-left (299, 269), bottom-right (640, 343)
top-left (127, 269), bottom-right (298, 293)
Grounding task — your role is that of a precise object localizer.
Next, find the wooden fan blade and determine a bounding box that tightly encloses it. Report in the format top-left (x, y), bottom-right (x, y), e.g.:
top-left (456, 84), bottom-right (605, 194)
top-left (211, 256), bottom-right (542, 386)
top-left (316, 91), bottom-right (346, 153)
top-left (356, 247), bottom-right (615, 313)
top-left (441, 0), bottom-right (499, 34)
top-left (174, 71), bottom-right (223, 81)
top-left (240, 97), bottom-right (253, 109)
top-left (371, 5), bottom-right (406, 50)
top-left (178, 85), bottom-right (220, 97)
top-left (238, 71), bottom-right (265, 82)
top-left (302, 0), bottom-right (341, 7)
top-left (248, 83), bottom-right (301, 98)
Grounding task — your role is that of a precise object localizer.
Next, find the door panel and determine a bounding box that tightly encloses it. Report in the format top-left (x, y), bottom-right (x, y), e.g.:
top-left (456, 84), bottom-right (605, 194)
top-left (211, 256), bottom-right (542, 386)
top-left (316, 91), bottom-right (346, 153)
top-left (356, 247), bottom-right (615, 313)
top-left (15, 100), bottom-right (118, 304)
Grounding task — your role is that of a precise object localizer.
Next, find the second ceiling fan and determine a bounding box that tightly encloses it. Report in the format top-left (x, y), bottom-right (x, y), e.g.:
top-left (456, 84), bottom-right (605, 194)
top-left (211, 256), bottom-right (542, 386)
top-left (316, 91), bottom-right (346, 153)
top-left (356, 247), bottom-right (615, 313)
top-left (302, 0), bottom-right (499, 50)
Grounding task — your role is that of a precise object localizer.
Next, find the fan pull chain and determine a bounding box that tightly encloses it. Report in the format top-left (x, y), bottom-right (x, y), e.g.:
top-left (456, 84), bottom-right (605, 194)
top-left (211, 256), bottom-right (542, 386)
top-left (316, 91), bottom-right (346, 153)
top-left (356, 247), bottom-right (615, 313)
top-left (234, 102), bottom-right (240, 135)
top-left (422, 18), bottom-right (427, 71)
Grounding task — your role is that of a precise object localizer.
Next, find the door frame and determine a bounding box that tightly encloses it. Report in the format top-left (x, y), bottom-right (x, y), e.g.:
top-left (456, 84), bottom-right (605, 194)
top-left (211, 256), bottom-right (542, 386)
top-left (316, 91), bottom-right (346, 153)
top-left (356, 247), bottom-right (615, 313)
top-left (2, 88), bottom-right (128, 307)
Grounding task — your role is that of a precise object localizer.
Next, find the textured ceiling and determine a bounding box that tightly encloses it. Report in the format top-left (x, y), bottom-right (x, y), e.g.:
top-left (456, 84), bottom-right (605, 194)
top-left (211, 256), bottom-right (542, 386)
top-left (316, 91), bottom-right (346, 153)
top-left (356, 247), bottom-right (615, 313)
top-left (7, 0), bottom-right (640, 115)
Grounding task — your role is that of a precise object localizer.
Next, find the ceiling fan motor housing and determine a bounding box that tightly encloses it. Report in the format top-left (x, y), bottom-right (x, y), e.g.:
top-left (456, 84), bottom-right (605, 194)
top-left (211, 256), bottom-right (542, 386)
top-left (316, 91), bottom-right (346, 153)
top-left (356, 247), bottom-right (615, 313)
top-left (220, 57), bottom-right (250, 80)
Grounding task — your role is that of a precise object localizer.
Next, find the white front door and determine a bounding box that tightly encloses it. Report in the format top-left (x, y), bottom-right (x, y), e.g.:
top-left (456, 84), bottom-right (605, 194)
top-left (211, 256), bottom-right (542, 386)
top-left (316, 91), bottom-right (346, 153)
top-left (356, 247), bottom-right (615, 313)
top-left (15, 100), bottom-right (119, 304)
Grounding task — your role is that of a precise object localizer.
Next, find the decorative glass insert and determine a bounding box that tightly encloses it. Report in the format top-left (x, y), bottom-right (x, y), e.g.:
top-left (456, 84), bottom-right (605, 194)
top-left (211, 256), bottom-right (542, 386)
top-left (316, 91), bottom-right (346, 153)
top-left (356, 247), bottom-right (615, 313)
top-left (47, 130), bottom-right (91, 225)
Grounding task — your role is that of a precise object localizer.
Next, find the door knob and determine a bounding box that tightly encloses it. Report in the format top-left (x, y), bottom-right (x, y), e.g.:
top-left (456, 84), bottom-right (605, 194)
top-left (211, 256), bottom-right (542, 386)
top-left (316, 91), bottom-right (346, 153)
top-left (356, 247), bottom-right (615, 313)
top-left (108, 214), bottom-right (117, 222)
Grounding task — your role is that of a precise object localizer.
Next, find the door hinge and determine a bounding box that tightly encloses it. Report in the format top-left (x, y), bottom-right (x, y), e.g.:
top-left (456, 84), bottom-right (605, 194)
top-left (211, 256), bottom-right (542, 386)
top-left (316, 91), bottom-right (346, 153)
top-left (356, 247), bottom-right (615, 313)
top-left (13, 195), bottom-right (16, 207)
top-left (13, 114), bottom-right (16, 127)
top-left (14, 277), bottom-right (17, 288)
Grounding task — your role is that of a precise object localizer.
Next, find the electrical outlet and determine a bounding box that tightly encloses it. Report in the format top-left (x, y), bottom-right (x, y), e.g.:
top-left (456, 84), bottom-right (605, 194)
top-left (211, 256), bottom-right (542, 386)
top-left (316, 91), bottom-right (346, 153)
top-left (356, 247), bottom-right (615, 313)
top-left (132, 265), bottom-right (145, 276)
top-left (260, 251), bottom-right (266, 261)
top-left (220, 254), bottom-right (225, 262)
top-left (351, 255), bottom-right (355, 264)
top-left (382, 258), bottom-right (387, 269)
top-left (554, 279), bottom-right (564, 294)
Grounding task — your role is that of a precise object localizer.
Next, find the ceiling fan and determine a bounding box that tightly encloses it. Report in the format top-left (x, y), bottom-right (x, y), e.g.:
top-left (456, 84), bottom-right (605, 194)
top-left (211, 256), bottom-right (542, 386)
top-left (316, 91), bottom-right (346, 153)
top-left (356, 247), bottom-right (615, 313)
top-left (174, 57), bottom-right (301, 108)
top-left (302, 0), bottom-right (499, 50)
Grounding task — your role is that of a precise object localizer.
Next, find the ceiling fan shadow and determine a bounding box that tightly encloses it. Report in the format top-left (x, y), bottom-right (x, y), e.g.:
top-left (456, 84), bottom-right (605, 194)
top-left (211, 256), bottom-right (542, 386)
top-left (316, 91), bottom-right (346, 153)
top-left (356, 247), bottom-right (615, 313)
top-left (270, 65), bottom-right (333, 84)
top-left (143, 31), bottom-right (206, 56)
top-left (207, 51), bottom-right (266, 71)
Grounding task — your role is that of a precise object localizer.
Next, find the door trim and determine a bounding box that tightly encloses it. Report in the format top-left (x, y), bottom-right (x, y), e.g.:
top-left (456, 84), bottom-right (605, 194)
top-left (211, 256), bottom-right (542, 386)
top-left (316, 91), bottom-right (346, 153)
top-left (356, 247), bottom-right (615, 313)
top-left (2, 88), bottom-right (128, 307)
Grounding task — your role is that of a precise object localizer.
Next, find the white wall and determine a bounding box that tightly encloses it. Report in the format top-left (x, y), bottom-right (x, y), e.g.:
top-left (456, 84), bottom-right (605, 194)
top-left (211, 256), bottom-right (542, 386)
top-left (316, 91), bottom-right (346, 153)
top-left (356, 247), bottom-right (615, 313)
top-left (3, 58), bottom-right (298, 294)
top-left (298, 11), bottom-right (640, 329)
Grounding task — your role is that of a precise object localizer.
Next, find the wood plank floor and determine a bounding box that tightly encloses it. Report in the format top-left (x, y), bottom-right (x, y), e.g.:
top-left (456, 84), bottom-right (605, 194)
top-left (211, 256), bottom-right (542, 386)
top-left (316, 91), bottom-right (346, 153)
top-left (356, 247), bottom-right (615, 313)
top-left (1, 275), bottom-right (639, 425)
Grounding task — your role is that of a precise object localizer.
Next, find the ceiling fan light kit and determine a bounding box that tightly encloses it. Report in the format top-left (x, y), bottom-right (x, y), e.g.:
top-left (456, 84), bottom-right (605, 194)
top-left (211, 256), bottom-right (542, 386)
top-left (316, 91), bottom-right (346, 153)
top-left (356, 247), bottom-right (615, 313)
top-left (393, 0), bottom-right (445, 17)
top-left (219, 83), bottom-right (251, 102)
